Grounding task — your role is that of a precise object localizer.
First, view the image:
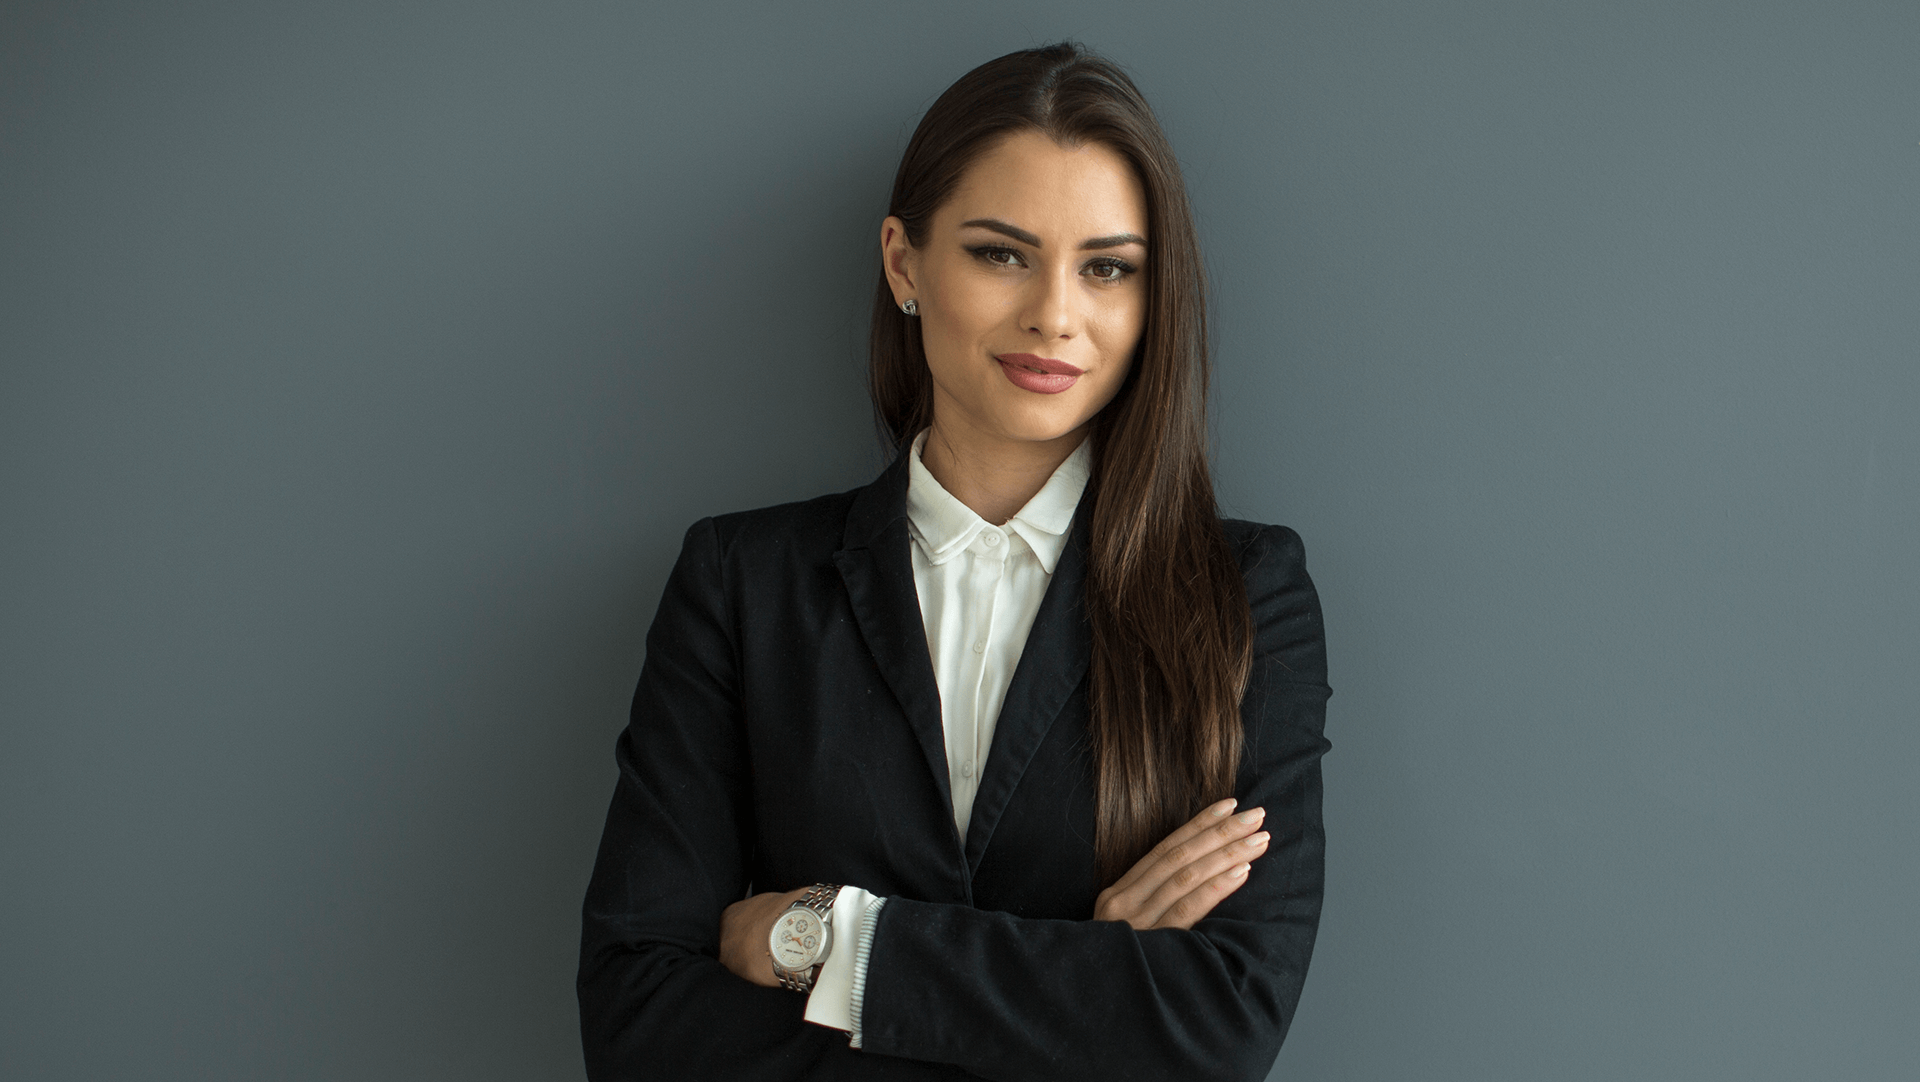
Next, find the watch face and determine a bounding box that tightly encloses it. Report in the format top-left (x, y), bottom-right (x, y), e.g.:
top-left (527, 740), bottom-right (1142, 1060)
top-left (770, 909), bottom-right (825, 971)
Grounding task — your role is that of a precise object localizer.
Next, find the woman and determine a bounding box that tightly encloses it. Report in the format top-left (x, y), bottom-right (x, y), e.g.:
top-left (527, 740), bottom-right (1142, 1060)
top-left (578, 42), bottom-right (1330, 1082)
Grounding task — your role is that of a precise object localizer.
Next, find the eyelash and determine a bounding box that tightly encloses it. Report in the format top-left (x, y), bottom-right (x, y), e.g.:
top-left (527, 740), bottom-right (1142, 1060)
top-left (967, 245), bottom-right (1138, 283)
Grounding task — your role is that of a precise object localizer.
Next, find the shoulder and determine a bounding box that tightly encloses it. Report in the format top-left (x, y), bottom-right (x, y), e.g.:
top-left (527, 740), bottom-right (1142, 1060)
top-left (655, 486), bottom-right (870, 633)
top-left (1221, 518), bottom-right (1328, 685)
top-left (1221, 518), bottom-right (1313, 607)
top-left (698, 487), bottom-right (863, 560)
top-left (1221, 518), bottom-right (1306, 579)
top-left (663, 483), bottom-right (879, 604)
top-left (647, 485), bottom-right (875, 658)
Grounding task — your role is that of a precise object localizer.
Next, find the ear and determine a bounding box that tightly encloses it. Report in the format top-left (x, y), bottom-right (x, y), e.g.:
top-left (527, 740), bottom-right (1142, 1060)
top-left (880, 215), bottom-right (919, 310)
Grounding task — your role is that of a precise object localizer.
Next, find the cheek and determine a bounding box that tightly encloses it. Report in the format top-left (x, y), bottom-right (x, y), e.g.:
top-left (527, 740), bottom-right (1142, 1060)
top-left (923, 274), bottom-right (1011, 368)
top-left (1091, 294), bottom-right (1147, 368)
top-left (932, 269), bottom-right (1009, 335)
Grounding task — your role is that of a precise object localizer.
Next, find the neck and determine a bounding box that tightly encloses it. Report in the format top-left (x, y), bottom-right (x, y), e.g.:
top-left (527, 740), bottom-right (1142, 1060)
top-left (919, 419), bottom-right (1087, 526)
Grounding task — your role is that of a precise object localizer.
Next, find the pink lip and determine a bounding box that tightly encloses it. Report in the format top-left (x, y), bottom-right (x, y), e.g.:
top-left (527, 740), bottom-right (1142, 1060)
top-left (995, 353), bottom-right (1085, 395)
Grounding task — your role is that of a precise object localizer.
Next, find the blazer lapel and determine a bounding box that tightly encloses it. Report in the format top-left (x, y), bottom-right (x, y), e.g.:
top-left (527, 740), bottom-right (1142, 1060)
top-left (833, 452), bottom-right (956, 824)
top-left (962, 509), bottom-right (1093, 876)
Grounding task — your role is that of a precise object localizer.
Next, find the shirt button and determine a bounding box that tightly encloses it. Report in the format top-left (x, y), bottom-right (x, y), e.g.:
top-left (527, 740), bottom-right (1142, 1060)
top-left (983, 531), bottom-right (1001, 546)
top-left (972, 640), bottom-right (986, 654)
top-left (960, 760), bottom-right (975, 778)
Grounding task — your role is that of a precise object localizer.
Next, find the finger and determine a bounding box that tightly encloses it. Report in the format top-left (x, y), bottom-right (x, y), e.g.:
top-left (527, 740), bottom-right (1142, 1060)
top-left (1150, 853), bottom-right (1259, 931)
top-left (1106, 803), bottom-right (1263, 912)
top-left (1136, 827), bottom-right (1269, 927)
top-left (1105, 798), bottom-right (1241, 896)
top-left (1107, 805), bottom-right (1266, 915)
top-left (1155, 860), bottom-right (1253, 931)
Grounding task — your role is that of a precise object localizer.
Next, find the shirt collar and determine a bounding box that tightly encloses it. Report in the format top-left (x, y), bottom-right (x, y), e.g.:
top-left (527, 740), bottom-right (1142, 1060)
top-left (905, 430), bottom-right (1090, 574)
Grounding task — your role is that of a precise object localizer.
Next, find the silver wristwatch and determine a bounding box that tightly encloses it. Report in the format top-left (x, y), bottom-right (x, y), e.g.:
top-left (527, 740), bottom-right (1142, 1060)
top-left (768, 883), bottom-right (841, 992)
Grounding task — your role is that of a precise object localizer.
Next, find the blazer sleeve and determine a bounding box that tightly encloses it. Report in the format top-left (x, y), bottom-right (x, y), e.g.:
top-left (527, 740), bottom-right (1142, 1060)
top-left (854, 524), bottom-right (1333, 1082)
top-left (577, 519), bottom-right (978, 1082)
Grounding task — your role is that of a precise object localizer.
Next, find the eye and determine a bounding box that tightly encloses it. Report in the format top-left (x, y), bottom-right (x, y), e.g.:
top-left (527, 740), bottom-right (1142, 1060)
top-left (1083, 257), bottom-right (1137, 283)
top-left (968, 244), bottom-right (1026, 268)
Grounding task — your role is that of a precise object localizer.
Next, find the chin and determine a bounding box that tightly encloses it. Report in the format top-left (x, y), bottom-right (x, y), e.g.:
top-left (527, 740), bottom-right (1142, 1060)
top-left (989, 400), bottom-right (1098, 445)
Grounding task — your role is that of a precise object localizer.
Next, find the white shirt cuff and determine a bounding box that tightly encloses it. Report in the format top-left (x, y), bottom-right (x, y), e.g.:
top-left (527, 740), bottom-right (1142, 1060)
top-left (801, 886), bottom-right (879, 1034)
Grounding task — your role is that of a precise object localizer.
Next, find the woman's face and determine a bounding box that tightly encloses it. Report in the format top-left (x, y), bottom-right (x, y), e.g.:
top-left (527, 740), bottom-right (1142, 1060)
top-left (883, 129), bottom-right (1149, 450)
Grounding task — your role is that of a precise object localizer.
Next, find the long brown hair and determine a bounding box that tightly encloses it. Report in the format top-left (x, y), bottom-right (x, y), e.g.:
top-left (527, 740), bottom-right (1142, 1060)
top-left (869, 43), bottom-right (1253, 885)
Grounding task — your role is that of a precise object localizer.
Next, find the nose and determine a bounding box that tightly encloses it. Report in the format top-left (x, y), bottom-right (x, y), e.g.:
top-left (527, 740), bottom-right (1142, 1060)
top-left (1020, 262), bottom-right (1077, 341)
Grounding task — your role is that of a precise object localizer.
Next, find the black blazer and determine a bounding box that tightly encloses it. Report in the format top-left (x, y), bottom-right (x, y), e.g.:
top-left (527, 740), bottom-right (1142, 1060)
top-left (578, 450), bottom-right (1332, 1082)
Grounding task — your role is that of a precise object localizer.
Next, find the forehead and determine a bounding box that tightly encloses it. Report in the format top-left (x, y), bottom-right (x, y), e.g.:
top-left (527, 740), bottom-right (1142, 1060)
top-left (938, 130), bottom-right (1147, 238)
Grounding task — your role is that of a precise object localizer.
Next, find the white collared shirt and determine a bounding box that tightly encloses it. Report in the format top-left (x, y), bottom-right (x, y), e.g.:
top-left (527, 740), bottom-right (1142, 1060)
top-left (906, 428), bottom-right (1090, 840)
top-left (803, 430), bottom-right (1093, 1045)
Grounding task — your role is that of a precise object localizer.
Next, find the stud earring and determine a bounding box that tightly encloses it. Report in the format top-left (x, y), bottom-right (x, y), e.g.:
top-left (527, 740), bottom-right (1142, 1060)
top-left (902, 298), bottom-right (919, 316)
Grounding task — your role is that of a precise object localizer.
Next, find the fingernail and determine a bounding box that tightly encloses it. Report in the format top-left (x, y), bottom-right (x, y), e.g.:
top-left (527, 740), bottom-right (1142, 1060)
top-left (1230, 863), bottom-right (1250, 878)
top-left (1211, 798), bottom-right (1237, 817)
top-left (1236, 807), bottom-right (1264, 824)
top-left (1244, 832), bottom-right (1270, 849)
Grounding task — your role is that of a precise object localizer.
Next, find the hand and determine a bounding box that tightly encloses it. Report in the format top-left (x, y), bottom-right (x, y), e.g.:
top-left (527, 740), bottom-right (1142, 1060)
top-left (718, 887), bottom-right (807, 987)
top-left (1093, 799), bottom-right (1270, 931)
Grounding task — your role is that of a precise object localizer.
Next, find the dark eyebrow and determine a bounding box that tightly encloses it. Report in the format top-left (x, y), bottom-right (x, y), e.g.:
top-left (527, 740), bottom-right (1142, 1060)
top-left (960, 218), bottom-right (1042, 246)
top-left (959, 218), bottom-right (1146, 251)
top-left (1080, 232), bottom-right (1147, 250)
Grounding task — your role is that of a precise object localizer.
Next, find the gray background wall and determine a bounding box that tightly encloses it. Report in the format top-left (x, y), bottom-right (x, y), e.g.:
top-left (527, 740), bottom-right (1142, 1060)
top-left (2, 1), bottom-right (1914, 1079)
